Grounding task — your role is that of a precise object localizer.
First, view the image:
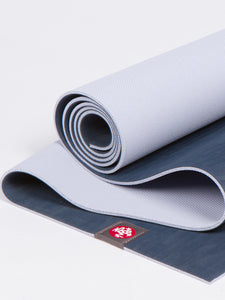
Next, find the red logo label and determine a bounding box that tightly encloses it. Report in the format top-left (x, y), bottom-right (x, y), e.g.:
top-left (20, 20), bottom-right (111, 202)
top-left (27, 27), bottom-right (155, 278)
top-left (109, 226), bottom-right (136, 239)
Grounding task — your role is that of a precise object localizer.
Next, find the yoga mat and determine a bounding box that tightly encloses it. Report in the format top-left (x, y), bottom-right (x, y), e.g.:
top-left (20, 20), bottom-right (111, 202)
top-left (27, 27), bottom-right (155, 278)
top-left (2, 29), bottom-right (225, 282)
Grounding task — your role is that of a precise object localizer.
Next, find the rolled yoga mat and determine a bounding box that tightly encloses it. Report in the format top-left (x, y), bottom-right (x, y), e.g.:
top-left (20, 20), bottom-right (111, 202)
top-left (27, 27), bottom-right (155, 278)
top-left (2, 29), bottom-right (225, 282)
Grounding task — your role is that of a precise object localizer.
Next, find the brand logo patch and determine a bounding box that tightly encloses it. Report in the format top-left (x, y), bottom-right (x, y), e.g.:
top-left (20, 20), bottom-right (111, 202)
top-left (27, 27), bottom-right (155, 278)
top-left (109, 225), bottom-right (136, 239)
top-left (95, 220), bottom-right (148, 248)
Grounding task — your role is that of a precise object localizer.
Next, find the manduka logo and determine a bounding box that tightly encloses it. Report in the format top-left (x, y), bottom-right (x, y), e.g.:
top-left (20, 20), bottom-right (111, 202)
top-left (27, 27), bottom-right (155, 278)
top-left (109, 225), bottom-right (136, 239)
top-left (95, 221), bottom-right (148, 248)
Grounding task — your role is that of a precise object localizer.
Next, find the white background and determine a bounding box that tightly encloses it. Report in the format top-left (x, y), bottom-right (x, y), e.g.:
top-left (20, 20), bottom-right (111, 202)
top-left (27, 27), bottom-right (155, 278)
top-left (1, 0), bottom-right (225, 299)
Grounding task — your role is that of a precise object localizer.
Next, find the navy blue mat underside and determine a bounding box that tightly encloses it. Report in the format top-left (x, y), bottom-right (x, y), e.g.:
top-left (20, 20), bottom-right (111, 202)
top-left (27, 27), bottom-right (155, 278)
top-left (3, 172), bottom-right (225, 282)
top-left (4, 116), bottom-right (225, 282)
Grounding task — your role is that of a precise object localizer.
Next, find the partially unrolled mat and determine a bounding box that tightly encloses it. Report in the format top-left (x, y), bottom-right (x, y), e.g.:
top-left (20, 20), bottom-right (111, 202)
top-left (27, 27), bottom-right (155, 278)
top-left (2, 30), bottom-right (225, 282)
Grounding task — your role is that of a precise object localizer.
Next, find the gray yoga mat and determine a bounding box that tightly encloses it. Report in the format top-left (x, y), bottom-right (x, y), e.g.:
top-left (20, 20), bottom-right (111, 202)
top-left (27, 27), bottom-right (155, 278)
top-left (2, 29), bottom-right (225, 282)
